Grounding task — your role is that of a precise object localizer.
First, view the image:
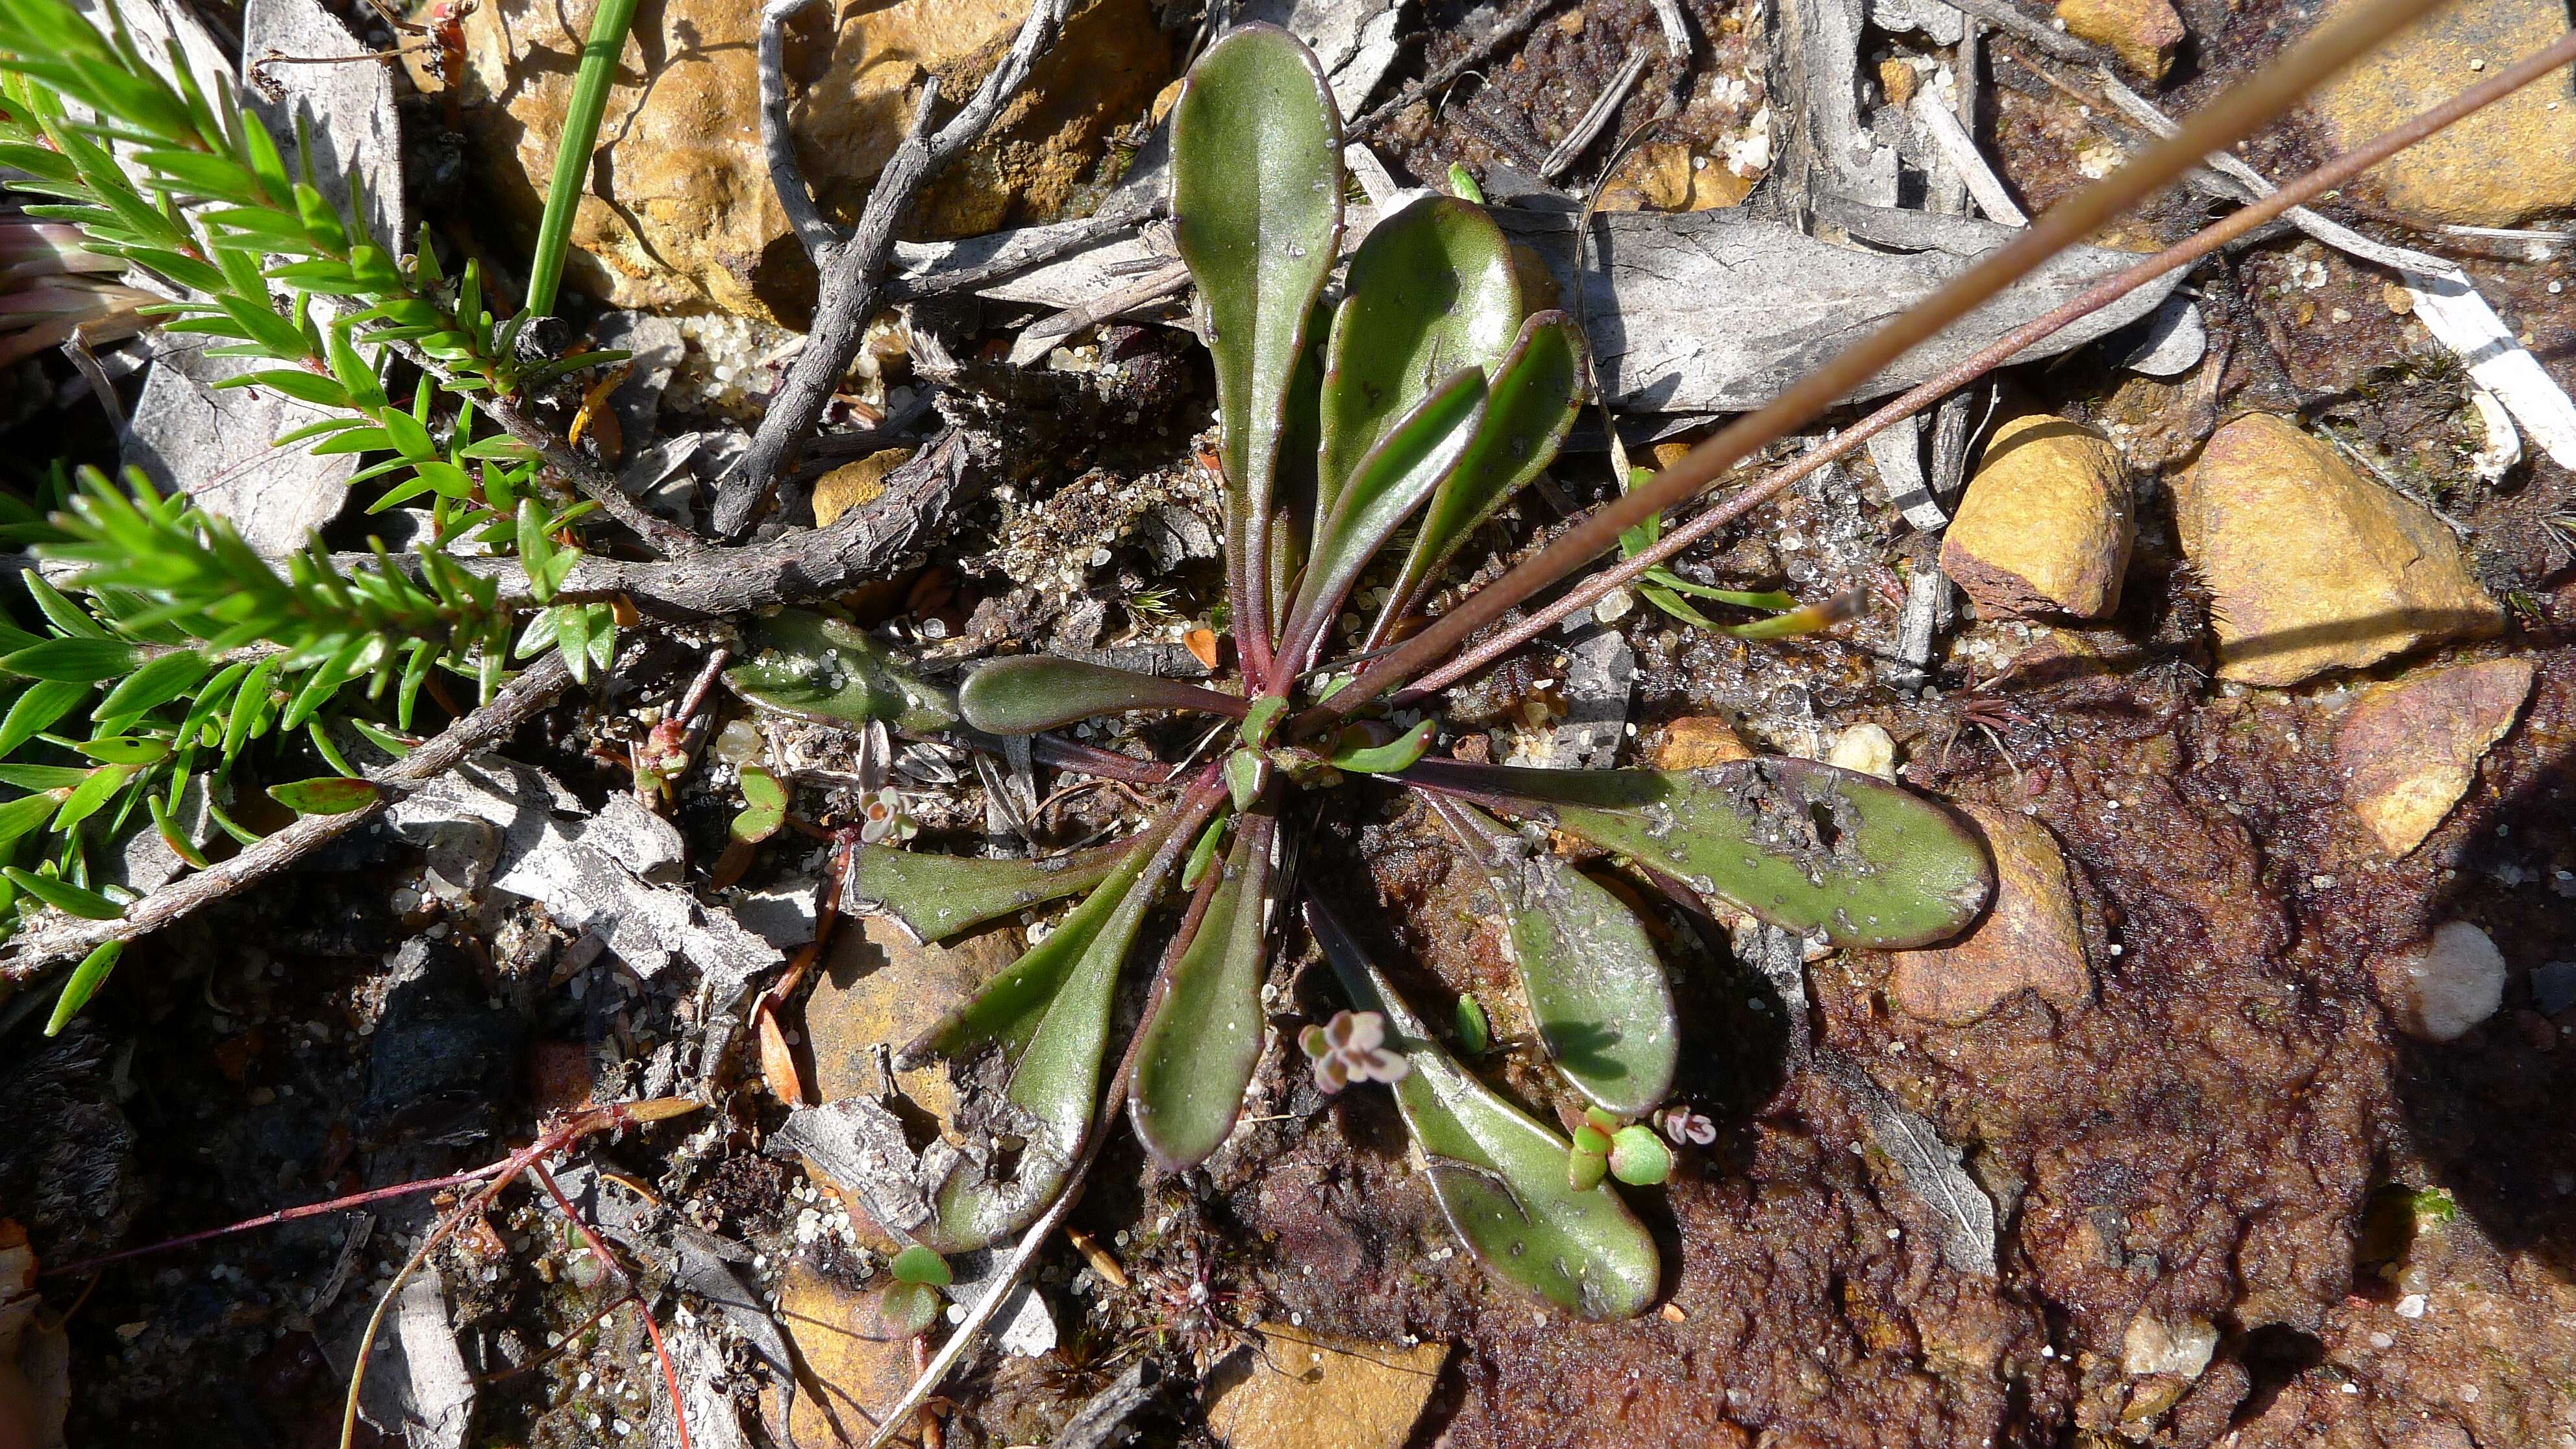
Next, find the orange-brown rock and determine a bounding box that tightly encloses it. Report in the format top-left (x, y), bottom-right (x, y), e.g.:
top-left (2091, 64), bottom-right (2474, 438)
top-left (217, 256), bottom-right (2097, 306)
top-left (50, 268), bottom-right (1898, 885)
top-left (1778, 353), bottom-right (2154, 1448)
top-left (2334, 657), bottom-right (2534, 855)
top-left (2175, 414), bottom-right (2499, 686)
top-left (1941, 415), bottom-right (2133, 621)
top-left (432, 0), bottom-right (1170, 321)
top-left (2056, 0), bottom-right (2186, 81)
top-left (2307, 0), bottom-right (2576, 227)
top-left (1889, 803), bottom-right (2090, 1026)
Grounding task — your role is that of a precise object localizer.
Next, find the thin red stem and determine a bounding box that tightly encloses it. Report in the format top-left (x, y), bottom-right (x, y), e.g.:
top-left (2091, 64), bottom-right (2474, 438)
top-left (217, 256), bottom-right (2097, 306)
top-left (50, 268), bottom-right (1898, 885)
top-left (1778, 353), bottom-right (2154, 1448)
top-left (41, 1163), bottom-right (510, 1278)
top-left (1302, 0), bottom-right (2453, 726)
top-left (530, 1158), bottom-right (693, 1449)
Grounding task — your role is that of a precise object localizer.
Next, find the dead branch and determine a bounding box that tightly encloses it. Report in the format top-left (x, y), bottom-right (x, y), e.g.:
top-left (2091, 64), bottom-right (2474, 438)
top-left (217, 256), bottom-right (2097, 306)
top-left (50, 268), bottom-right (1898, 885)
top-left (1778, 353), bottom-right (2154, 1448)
top-left (717, 0), bottom-right (1076, 536)
top-left (0, 649), bottom-right (576, 982)
top-left (758, 0), bottom-right (840, 264)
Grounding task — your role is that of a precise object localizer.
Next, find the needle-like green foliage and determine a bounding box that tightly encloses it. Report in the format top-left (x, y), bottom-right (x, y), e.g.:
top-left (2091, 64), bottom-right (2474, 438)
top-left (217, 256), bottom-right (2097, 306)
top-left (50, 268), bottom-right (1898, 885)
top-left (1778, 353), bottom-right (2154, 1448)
top-left (0, 0), bottom-right (630, 991)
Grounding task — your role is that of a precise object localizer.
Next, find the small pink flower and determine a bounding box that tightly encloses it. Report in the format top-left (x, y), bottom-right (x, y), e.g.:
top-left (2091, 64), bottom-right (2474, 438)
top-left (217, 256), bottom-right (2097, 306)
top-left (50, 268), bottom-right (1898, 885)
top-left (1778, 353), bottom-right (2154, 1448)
top-left (1654, 1103), bottom-right (1716, 1147)
top-left (1300, 1009), bottom-right (1409, 1094)
top-left (857, 787), bottom-right (916, 843)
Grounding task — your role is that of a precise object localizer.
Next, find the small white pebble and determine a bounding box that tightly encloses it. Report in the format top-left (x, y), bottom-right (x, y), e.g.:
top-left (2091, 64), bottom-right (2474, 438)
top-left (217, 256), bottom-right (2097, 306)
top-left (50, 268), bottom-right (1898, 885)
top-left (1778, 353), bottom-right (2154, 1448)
top-left (2396, 1294), bottom-right (2428, 1319)
top-left (2369, 1333), bottom-right (2393, 1348)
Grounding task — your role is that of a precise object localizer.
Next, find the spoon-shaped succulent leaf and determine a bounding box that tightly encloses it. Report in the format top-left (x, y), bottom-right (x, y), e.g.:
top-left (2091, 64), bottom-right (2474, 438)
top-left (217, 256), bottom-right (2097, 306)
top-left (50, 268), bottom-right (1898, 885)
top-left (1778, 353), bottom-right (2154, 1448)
top-left (1315, 195), bottom-right (1522, 526)
top-left (1172, 23), bottom-right (1342, 650)
top-left (899, 799), bottom-right (1211, 1251)
top-left (1306, 897), bottom-right (1658, 1320)
top-left (1373, 313), bottom-right (1585, 643)
top-left (845, 839), bottom-right (1132, 943)
top-left (1431, 799), bottom-right (1676, 1116)
top-left (1280, 367), bottom-right (1487, 674)
top-left (1403, 757), bottom-right (1992, 948)
top-left (958, 656), bottom-right (1248, 736)
top-left (1130, 811), bottom-right (1274, 1169)
top-left (724, 608), bottom-right (958, 734)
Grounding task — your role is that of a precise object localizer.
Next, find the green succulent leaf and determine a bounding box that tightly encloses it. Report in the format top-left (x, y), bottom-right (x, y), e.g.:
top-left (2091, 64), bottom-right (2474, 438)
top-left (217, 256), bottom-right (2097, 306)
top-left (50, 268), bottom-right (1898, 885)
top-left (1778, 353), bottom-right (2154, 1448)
top-left (43, 939), bottom-right (123, 1036)
top-left (957, 656), bottom-right (1245, 737)
top-left (1438, 801), bottom-right (1676, 1116)
top-left (267, 776), bottom-right (380, 815)
top-left (876, 1280), bottom-right (942, 1338)
top-left (731, 764), bottom-right (787, 843)
top-left (723, 609), bottom-right (959, 736)
top-left (1328, 719), bottom-right (1434, 775)
top-left (1404, 758), bottom-right (1993, 948)
top-left (1455, 993), bottom-right (1491, 1054)
top-left (1307, 898), bottom-right (1658, 1320)
top-left (1130, 815), bottom-right (1273, 1169)
top-left (1376, 312), bottom-right (1586, 639)
top-left (1281, 367), bottom-right (1487, 670)
top-left (1171, 23), bottom-right (1343, 630)
top-left (843, 839), bottom-right (1130, 943)
top-left (889, 1245), bottom-right (952, 1287)
top-left (1607, 1124), bottom-right (1673, 1185)
top-left (1315, 195), bottom-right (1523, 527)
top-left (898, 803), bottom-right (1207, 1252)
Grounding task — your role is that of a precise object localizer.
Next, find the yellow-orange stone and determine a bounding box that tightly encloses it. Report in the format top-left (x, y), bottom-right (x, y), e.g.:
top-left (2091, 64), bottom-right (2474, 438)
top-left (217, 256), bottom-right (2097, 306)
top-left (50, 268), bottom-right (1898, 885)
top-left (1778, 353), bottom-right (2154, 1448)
top-left (1889, 803), bottom-right (2090, 1026)
top-left (2175, 414), bottom-right (2499, 686)
top-left (1941, 415), bottom-right (2133, 620)
top-left (2307, 0), bottom-right (2576, 227)
top-left (2055, 0), bottom-right (2186, 81)
top-left (2334, 657), bottom-right (2534, 855)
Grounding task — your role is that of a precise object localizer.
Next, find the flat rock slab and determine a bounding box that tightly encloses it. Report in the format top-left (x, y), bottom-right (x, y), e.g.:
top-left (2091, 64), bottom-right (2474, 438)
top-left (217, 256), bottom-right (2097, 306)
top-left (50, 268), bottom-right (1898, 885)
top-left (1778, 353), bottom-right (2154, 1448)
top-left (1204, 1324), bottom-right (1447, 1449)
top-left (2334, 656), bottom-right (2535, 856)
top-left (800, 914), bottom-right (1024, 1128)
top-left (769, 1259), bottom-right (920, 1448)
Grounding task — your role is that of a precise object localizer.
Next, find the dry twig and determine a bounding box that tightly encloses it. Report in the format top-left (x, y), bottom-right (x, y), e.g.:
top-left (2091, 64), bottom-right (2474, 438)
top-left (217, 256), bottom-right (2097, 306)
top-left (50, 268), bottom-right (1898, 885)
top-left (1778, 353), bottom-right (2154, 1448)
top-left (719, 0), bottom-right (1076, 534)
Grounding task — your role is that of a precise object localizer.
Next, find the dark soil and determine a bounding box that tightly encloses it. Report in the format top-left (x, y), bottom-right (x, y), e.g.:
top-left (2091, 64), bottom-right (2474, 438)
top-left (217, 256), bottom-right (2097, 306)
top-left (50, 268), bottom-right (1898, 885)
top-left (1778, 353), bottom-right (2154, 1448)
top-left (12, 1), bottom-right (2576, 1446)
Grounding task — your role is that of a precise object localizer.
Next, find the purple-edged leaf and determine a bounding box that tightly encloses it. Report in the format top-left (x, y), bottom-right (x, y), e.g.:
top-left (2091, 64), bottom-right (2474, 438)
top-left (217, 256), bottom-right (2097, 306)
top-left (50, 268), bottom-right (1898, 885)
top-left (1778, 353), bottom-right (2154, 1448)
top-left (1130, 813), bottom-right (1274, 1169)
top-left (843, 838), bottom-right (1132, 943)
top-left (898, 801), bottom-right (1209, 1252)
top-left (1404, 757), bottom-right (1992, 948)
top-left (1306, 897), bottom-right (1658, 1320)
top-left (1172, 24), bottom-right (1342, 639)
top-left (1316, 196), bottom-right (1522, 528)
top-left (957, 656), bottom-right (1247, 737)
top-left (1280, 367), bottom-right (1486, 674)
top-left (1375, 313), bottom-right (1586, 640)
top-left (724, 608), bottom-right (958, 735)
top-left (1432, 799), bottom-right (1675, 1116)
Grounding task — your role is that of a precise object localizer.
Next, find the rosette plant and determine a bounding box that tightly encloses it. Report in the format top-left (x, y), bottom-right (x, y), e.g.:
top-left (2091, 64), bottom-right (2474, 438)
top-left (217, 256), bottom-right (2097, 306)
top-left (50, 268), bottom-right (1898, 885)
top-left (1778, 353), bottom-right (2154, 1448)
top-left (843, 25), bottom-right (1994, 1320)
